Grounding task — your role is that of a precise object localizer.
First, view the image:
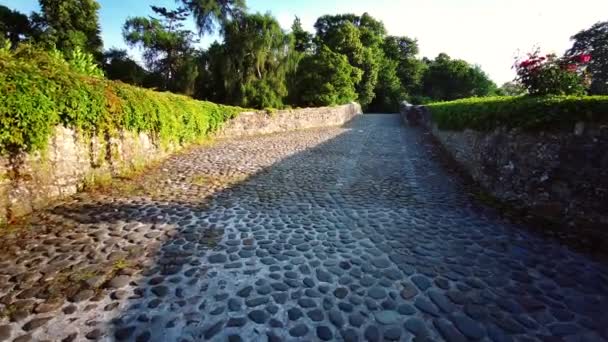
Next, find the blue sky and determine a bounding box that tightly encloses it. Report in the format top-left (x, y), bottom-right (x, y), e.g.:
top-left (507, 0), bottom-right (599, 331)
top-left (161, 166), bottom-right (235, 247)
top-left (2, 0), bottom-right (607, 84)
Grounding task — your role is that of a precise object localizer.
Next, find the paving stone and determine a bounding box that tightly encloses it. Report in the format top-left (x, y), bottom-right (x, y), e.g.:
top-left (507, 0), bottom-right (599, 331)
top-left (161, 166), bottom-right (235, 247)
top-left (288, 307), bottom-right (303, 320)
top-left (0, 115), bottom-right (605, 342)
top-left (204, 320), bottom-right (224, 339)
top-left (227, 335), bottom-right (242, 342)
top-left (298, 297), bottom-right (316, 308)
top-left (341, 328), bottom-right (359, 342)
top-left (317, 325), bottom-right (333, 341)
top-left (429, 290), bottom-right (456, 313)
top-left (151, 285), bottom-right (169, 297)
top-left (334, 287), bottom-right (348, 299)
top-left (289, 324), bottom-right (308, 337)
top-left (364, 325), bottom-right (381, 342)
top-left (227, 317), bottom-right (247, 327)
top-left (375, 310), bottom-right (400, 325)
top-left (317, 269), bottom-right (333, 283)
top-left (248, 310), bottom-right (268, 324)
top-left (245, 297), bottom-right (269, 307)
top-left (329, 309), bottom-right (345, 327)
top-left (114, 326), bottom-right (136, 340)
top-left (307, 309), bottom-right (324, 321)
top-left (401, 283), bottom-right (419, 299)
top-left (107, 275), bottom-right (130, 289)
top-left (404, 317), bottom-right (429, 337)
top-left (237, 286), bottom-right (253, 298)
top-left (208, 254), bottom-right (227, 263)
top-left (450, 314), bottom-right (486, 339)
top-left (434, 318), bottom-right (467, 342)
top-left (0, 325), bottom-right (10, 341)
top-left (383, 326), bottom-right (402, 341)
top-left (411, 275), bottom-right (432, 291)
top-left (22, 317), bottom-right (52, 331)
top-left (415, 297), bottom-right (440, 317)
top-left (368, 286), bottom-right (387, 300)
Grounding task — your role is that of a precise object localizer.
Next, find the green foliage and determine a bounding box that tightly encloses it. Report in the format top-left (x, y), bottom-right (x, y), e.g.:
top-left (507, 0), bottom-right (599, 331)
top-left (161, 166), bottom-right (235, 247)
top-left (427, 95), bottom-right (608, 131)
top-left (382, 36), bottom-right (425, 94)
top-left (422, 53), bottom-right (497, 101)
top-left (0, 45), bottom-right (242, 155)
top-left (515, 51), bottom-right (587, 96)
top-left (291, 16), bottom-right (313, 53)
top-left (0, 5), bottom-right (33, 46)
top-left (315, 13), bottom-right (385, 107)
top-left (197, 12), bottom-right (292, 109)
top-left (37, 0), bottom-right (103, 55)
top-left (123, 6), bottom-right (198, 92)
top-left (566, 21), bottom-right (608, 95)
top-left (102, 48), bottom-right (148, 86)
top-left (497, 81), bottom-right (526, 96)
top-left (294, 45), bottom-right (360, 107)
top-left (64, 46), bottom-right (104, 77)
top-left (177, 0), bottom-right (246, 36)
top-left (367, 55), bottom-right (406, 113)
top-left (314, 14), bottom-right (383, 107)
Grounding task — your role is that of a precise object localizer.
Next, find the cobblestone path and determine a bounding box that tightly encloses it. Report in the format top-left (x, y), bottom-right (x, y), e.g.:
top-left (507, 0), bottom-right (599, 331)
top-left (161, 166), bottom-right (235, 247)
top-left (0, 114), bottom-right (607, 341)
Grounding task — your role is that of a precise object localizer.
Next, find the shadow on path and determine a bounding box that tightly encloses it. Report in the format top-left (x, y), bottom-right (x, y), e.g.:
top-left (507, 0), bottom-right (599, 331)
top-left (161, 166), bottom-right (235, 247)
top-left (3, 115), bottom-right (606, 341)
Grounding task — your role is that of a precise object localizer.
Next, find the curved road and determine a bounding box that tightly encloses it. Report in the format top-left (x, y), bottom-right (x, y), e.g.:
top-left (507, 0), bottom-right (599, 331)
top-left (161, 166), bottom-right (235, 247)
top-left (0, 114), bottom-right (606, 341)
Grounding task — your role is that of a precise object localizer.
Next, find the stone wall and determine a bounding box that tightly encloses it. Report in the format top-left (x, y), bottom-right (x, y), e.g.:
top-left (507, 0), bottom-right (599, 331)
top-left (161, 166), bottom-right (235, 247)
top-left (0, 103), bottom-right (361, 222)
top-left (400, 103), bottom-right (608, 241)
top-left (217, 102), bottom-right (362, 138)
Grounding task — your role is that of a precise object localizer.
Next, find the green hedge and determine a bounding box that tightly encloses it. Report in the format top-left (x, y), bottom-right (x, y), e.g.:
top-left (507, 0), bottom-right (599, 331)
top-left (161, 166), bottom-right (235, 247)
top-left (0, 45), bottom-right (243, 155)
top-left (427, 95), bottom-right (608, 131)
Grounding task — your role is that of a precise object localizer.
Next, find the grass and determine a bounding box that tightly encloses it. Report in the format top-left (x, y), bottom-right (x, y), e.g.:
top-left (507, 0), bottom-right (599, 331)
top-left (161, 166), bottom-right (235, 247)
top-left (112, 258), bottom-right (130, 271)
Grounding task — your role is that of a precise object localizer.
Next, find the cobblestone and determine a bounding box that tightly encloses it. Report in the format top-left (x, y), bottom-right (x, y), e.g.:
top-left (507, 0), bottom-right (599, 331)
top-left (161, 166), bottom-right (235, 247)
top-left (0, 115), bottom-right (606, 341)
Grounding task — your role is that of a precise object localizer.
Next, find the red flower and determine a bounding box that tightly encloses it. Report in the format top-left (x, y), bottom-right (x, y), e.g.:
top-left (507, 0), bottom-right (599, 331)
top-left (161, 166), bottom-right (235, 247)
top-left (576, 54), bottom-right (591, 63)
top-left (564, 64), bottom-right (578, 72)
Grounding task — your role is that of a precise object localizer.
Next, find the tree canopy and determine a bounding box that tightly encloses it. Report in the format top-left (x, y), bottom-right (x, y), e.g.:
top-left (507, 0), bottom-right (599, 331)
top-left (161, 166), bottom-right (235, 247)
top-left (37, 0), bottom-right (103, 55)
top-left (0, 5), bottom-right (32, 46)
top-left (421, 53), bottom-right (497, 101)
top-left (0, 1), bottom-right (506, 111)
top-left (177, 0), bottom-right (246, 35)
top-left (123, 5), bottom-right (198, 93)
top-left (295, 45), bottom-right (361, 107)
top-left (566, 21), bottom-right (608, 95)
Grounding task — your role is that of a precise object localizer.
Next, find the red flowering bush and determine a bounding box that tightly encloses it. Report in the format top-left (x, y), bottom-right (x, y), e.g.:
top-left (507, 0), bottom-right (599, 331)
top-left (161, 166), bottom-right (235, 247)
top-left (515, 49), bottom-right (591, 96)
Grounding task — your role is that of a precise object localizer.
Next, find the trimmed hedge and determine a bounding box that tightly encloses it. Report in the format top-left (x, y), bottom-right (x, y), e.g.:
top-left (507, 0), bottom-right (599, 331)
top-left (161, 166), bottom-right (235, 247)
top-left (427, 95), bottom-right (608, 131)
top-left (0, 45), bottom-right (243, 155)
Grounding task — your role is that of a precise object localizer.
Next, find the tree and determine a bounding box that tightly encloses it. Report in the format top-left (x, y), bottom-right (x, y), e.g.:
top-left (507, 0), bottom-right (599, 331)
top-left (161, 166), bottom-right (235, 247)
top-left (382, 36), bottom-right (425, 94)
top-left (368, 56), bottom-right (406, 112)
top-left (196, 13), bottom-right (293, 108)
top-left (123, 6), bottom-right (198, 93)
top-left (221, 13), bottom-right (292, 108)
top-left (566, 21), bottom-right (608, 94)
top-left (37, 0), bottom-right (103, 55)
top-left (102, 49), bottom-right (148, 86)
top-left (177, 0), bottom-right (246, 36)
top-left (294, 45), bottom-right (361, 107)
top-left (195, 42), bottom-right (229, 103)
top-left (314, 13), bottom-right (384, 107)
top-left (421, 53), bottom-right (497, 101)
top-left (497, 81), bottom-right (526, 96)
top-left (0, 5), bottom-right (33, 46)
top-left (291, 16), bottom-right (312, 53)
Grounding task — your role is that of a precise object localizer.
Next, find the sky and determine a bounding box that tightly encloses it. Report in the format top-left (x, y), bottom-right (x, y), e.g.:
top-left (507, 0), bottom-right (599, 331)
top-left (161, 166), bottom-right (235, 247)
top-left (2, 0), bottom-right (607, 84)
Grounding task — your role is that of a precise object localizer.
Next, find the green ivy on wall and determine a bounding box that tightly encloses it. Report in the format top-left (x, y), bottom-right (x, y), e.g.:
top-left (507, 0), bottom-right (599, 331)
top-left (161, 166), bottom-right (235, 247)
top-left (0, 44), bottom-right (243, 155)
